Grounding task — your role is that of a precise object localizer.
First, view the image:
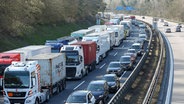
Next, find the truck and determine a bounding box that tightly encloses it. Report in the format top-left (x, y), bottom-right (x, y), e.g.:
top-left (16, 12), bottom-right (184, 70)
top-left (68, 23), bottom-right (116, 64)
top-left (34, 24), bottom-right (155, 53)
top-left (0, 45), bottom-right (51, 92)
top-left (5, 45), bottom-right (51, 61)
top-left (107, 25), bottom-right (124, 46)
top-left (105, 30), bottom-right (116, 49)
top-left (82, 32), bottom-right (110, 64)
top-left (60, 41), bottom-right (96, 79)
top-left (45, 36), bottom-right (76, 53)
top-left (3, 53), bottom-right (66, 104)
top-left (71, 29), bottom-right (95, 40)
top-left (119, 20), bottom-right (132, 37)
top-left (88, 25), bottom-right (107, 32)
top-left (45, 40), bottom-right (63, 53)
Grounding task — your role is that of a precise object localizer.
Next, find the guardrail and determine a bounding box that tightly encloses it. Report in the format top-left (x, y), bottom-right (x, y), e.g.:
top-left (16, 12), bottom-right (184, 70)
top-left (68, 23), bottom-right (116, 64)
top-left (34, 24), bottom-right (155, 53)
top-left (142, 29), bottom-right (164, 104)
top-left (108, 22), bottom-right (153, 104)
top-left (157, 31), bottom-right (174, 104)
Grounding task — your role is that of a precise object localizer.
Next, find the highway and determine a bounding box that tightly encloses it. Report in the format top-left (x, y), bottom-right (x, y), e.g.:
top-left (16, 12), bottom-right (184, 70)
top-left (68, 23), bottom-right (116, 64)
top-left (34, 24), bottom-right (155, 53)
top-left (44, 25), bottom-right (147, 104)
top-left (137, 16), bottom-right (184, 104)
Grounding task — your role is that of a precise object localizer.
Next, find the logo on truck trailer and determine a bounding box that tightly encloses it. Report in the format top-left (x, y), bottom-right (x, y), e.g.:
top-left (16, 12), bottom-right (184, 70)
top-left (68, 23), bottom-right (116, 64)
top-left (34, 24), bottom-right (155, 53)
top-left (55, 62), bottom-right (64, 76)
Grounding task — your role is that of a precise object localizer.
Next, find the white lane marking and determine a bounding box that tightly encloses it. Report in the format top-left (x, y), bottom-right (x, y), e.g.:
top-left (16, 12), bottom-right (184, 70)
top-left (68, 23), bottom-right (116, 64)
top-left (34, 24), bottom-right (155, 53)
top-left (114, 52), bottom-right (118, 56)
top-left (73, 81), bottom-right (85, 90)
top-left (100, 63), bottom-right (106, 69)
top-left (119, 71), bottom-right (127, 80)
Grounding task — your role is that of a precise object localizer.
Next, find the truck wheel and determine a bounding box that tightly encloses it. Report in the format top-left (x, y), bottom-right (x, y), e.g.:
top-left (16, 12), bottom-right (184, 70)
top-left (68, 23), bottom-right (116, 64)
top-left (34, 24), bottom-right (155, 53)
top-left (56, 85), bottom-right (60, 94)
top-left (62, 79), bottom-right (66, 90)
top-left (46, 91), bottom-right (50, 102)
top-left (35, 99), bottom-right (39, 104)
top-left (86, 69), bottom-right (89, 76)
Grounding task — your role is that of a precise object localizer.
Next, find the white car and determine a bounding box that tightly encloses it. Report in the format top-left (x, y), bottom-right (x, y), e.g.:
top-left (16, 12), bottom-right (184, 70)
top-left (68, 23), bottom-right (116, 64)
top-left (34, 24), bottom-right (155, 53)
top-left (65, 90), bottom-right (96, 104)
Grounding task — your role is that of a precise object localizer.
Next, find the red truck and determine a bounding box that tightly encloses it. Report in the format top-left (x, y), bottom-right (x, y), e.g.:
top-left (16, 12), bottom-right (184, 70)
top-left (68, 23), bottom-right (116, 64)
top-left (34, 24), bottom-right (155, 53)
top-left (72, 41), bottom-right (96, 71)
top-left (0, 53), bottom-right (22, 91)
top-left (61, 41), bottom-right (96, 79)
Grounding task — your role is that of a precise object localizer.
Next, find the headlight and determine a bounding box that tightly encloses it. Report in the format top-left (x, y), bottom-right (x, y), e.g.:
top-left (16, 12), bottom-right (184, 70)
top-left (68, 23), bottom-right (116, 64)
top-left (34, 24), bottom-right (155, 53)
top-left (4, 99), bottom-right (9, 103)
top-left (26, 100), bottom-right (32, 103)
top-left (99, 95), bottom-right (103, 98)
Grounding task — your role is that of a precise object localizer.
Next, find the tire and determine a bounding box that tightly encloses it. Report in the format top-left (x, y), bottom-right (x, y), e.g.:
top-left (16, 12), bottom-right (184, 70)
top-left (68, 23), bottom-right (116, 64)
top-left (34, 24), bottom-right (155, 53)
top-left (35, 99), bottom-right (39, 104)
top-left (85, 69), bottom-right (89, 76)
top-left (62, 79), bottom-right (66, 90)
top-left (46, 91), bottom-right (50, 102)
top-left (98, 100), bottom-right (104, 104)
top-left (56, 85), bottom-right (60, 94)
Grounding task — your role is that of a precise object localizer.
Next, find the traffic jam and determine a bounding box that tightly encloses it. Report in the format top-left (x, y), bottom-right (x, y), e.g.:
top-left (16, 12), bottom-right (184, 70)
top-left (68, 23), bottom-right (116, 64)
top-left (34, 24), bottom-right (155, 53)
top-left (0, 14), bottom-right (150, 104)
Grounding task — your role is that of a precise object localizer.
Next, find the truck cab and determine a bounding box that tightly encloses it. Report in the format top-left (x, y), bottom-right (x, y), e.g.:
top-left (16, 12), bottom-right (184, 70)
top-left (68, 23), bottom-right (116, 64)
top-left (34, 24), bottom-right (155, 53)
top-left (61, 45), bottom-right (86, 79)
top-left (3, 61), bottom-right (49, 104)
top-left (0, 53), bottom-right (22, 92)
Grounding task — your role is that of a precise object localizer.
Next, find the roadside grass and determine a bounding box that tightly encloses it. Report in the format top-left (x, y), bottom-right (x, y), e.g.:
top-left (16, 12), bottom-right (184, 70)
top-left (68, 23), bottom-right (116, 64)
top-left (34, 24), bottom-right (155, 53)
top-left (0, 22), bottom-right (92, 52)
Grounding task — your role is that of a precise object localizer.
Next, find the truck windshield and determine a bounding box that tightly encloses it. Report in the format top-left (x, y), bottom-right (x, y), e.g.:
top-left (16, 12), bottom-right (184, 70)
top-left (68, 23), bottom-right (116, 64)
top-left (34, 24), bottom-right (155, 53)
top-left (63, 51), bottom-right (79, 65)
top-left (4, 71), bottom-right (30, 88)
top-left (0, 64), bottom-right (10, 76)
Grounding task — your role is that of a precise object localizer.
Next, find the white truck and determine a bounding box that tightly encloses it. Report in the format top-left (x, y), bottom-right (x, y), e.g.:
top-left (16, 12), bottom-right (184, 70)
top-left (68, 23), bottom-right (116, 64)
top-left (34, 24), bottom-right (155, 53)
top-left (4, 45), bottom-right (51, 61)
top-left (71, 29), bottom-right (95, 40)
top-left (88, 25), bottom-right (107, 32)
top-left (119, 20), bottom-right (132, 37)
top-left (60, 41), bottom-right (96, 79)
top-left (107, 25), bottom-right (124, 46)
top-left (3, 53), bottom-right (66, 104)
top-left (82, 32), bottom-right (110, 64)
top-left (105, 30), bottom-right (116, 49)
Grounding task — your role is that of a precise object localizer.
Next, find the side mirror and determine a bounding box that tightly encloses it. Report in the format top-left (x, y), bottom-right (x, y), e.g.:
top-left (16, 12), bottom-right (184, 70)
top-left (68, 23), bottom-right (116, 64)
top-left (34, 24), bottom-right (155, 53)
top-left (79, 55), bottom-right (83, 62)
top-left (31, 78), bottom-right (36, 88)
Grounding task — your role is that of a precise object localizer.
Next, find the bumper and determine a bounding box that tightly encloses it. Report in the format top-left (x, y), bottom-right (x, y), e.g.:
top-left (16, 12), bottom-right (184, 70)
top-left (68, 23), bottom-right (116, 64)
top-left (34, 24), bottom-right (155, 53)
top-left (4, 96), bottom-right (36, 104)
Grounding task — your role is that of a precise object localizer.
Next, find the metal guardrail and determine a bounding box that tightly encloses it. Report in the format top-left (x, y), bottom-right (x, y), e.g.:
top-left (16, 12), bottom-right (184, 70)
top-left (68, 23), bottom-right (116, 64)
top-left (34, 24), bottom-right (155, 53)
top-left (142, 29), bottom-right (164, 104)
top-left (108, 23), bottom-right (153, 104)
top-left (157, 31), bottom-right (174, 104)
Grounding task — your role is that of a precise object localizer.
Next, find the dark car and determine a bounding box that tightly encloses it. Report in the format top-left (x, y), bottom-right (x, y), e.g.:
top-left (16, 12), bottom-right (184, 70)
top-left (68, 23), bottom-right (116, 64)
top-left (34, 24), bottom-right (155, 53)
top-left (65, 90), bottom-right (96, 104)
top-left (119, 56), bottom-right (133, 70)
top-left (176, 26), bottom-right (181, 32)
top-left (87, 80), bottom-right (109, 104)
top-left (163, 22), bottom-right (169, 26)
top-left (131, 43), bottom-right (143, 56)
top-left (103, 74), bottom-right (120, 93)
top-left (178, 23), bottom-right (182, 28)
top-left (106, 62), bottom-right (124, 77)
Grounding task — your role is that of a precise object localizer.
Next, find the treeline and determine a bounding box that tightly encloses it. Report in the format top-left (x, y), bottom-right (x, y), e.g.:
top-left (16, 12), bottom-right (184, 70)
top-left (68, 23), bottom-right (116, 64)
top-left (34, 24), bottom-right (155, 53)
top-left (126, 0), bottom-right (184, 22)
top-left (0, 0), bottom-right (106, 37)
top-left (105, 0), bottom-right (184, 22)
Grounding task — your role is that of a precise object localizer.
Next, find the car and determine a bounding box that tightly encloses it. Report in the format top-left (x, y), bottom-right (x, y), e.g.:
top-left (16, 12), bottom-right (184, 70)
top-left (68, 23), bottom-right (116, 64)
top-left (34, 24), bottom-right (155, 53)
top-left (160, 19), bottom-right (164, 22)
top-left (65, 90), bottom-right (96, 104)
top-left (103, 74), bottom-right (120, 93)
top-left (165, 28), bottom-right (171, 33)
top-left (126, 49), bottom-right (137, 63)
top-left (163, 22), bottom-right (169, 26)
top-left (139, 33), bottom-right (147, 41)
top-left (139, 29), bottom-right (146, 34)
top-left (135, 38), bottom-right (145, 49)
top-left (106, 62), bottom-right (124, 77)
top-left (87, 80), bottom-right (109, 104)
top-left (178, 23), bottom-right (182, 28)
top-left (142, 16), bottom-right (145, 19)
top-left (131, 43), bottom-right (143, 56)
top-left (119, 56), bottom-right (133, 70)
top-left (176, 26), bottom-right (181, 32)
